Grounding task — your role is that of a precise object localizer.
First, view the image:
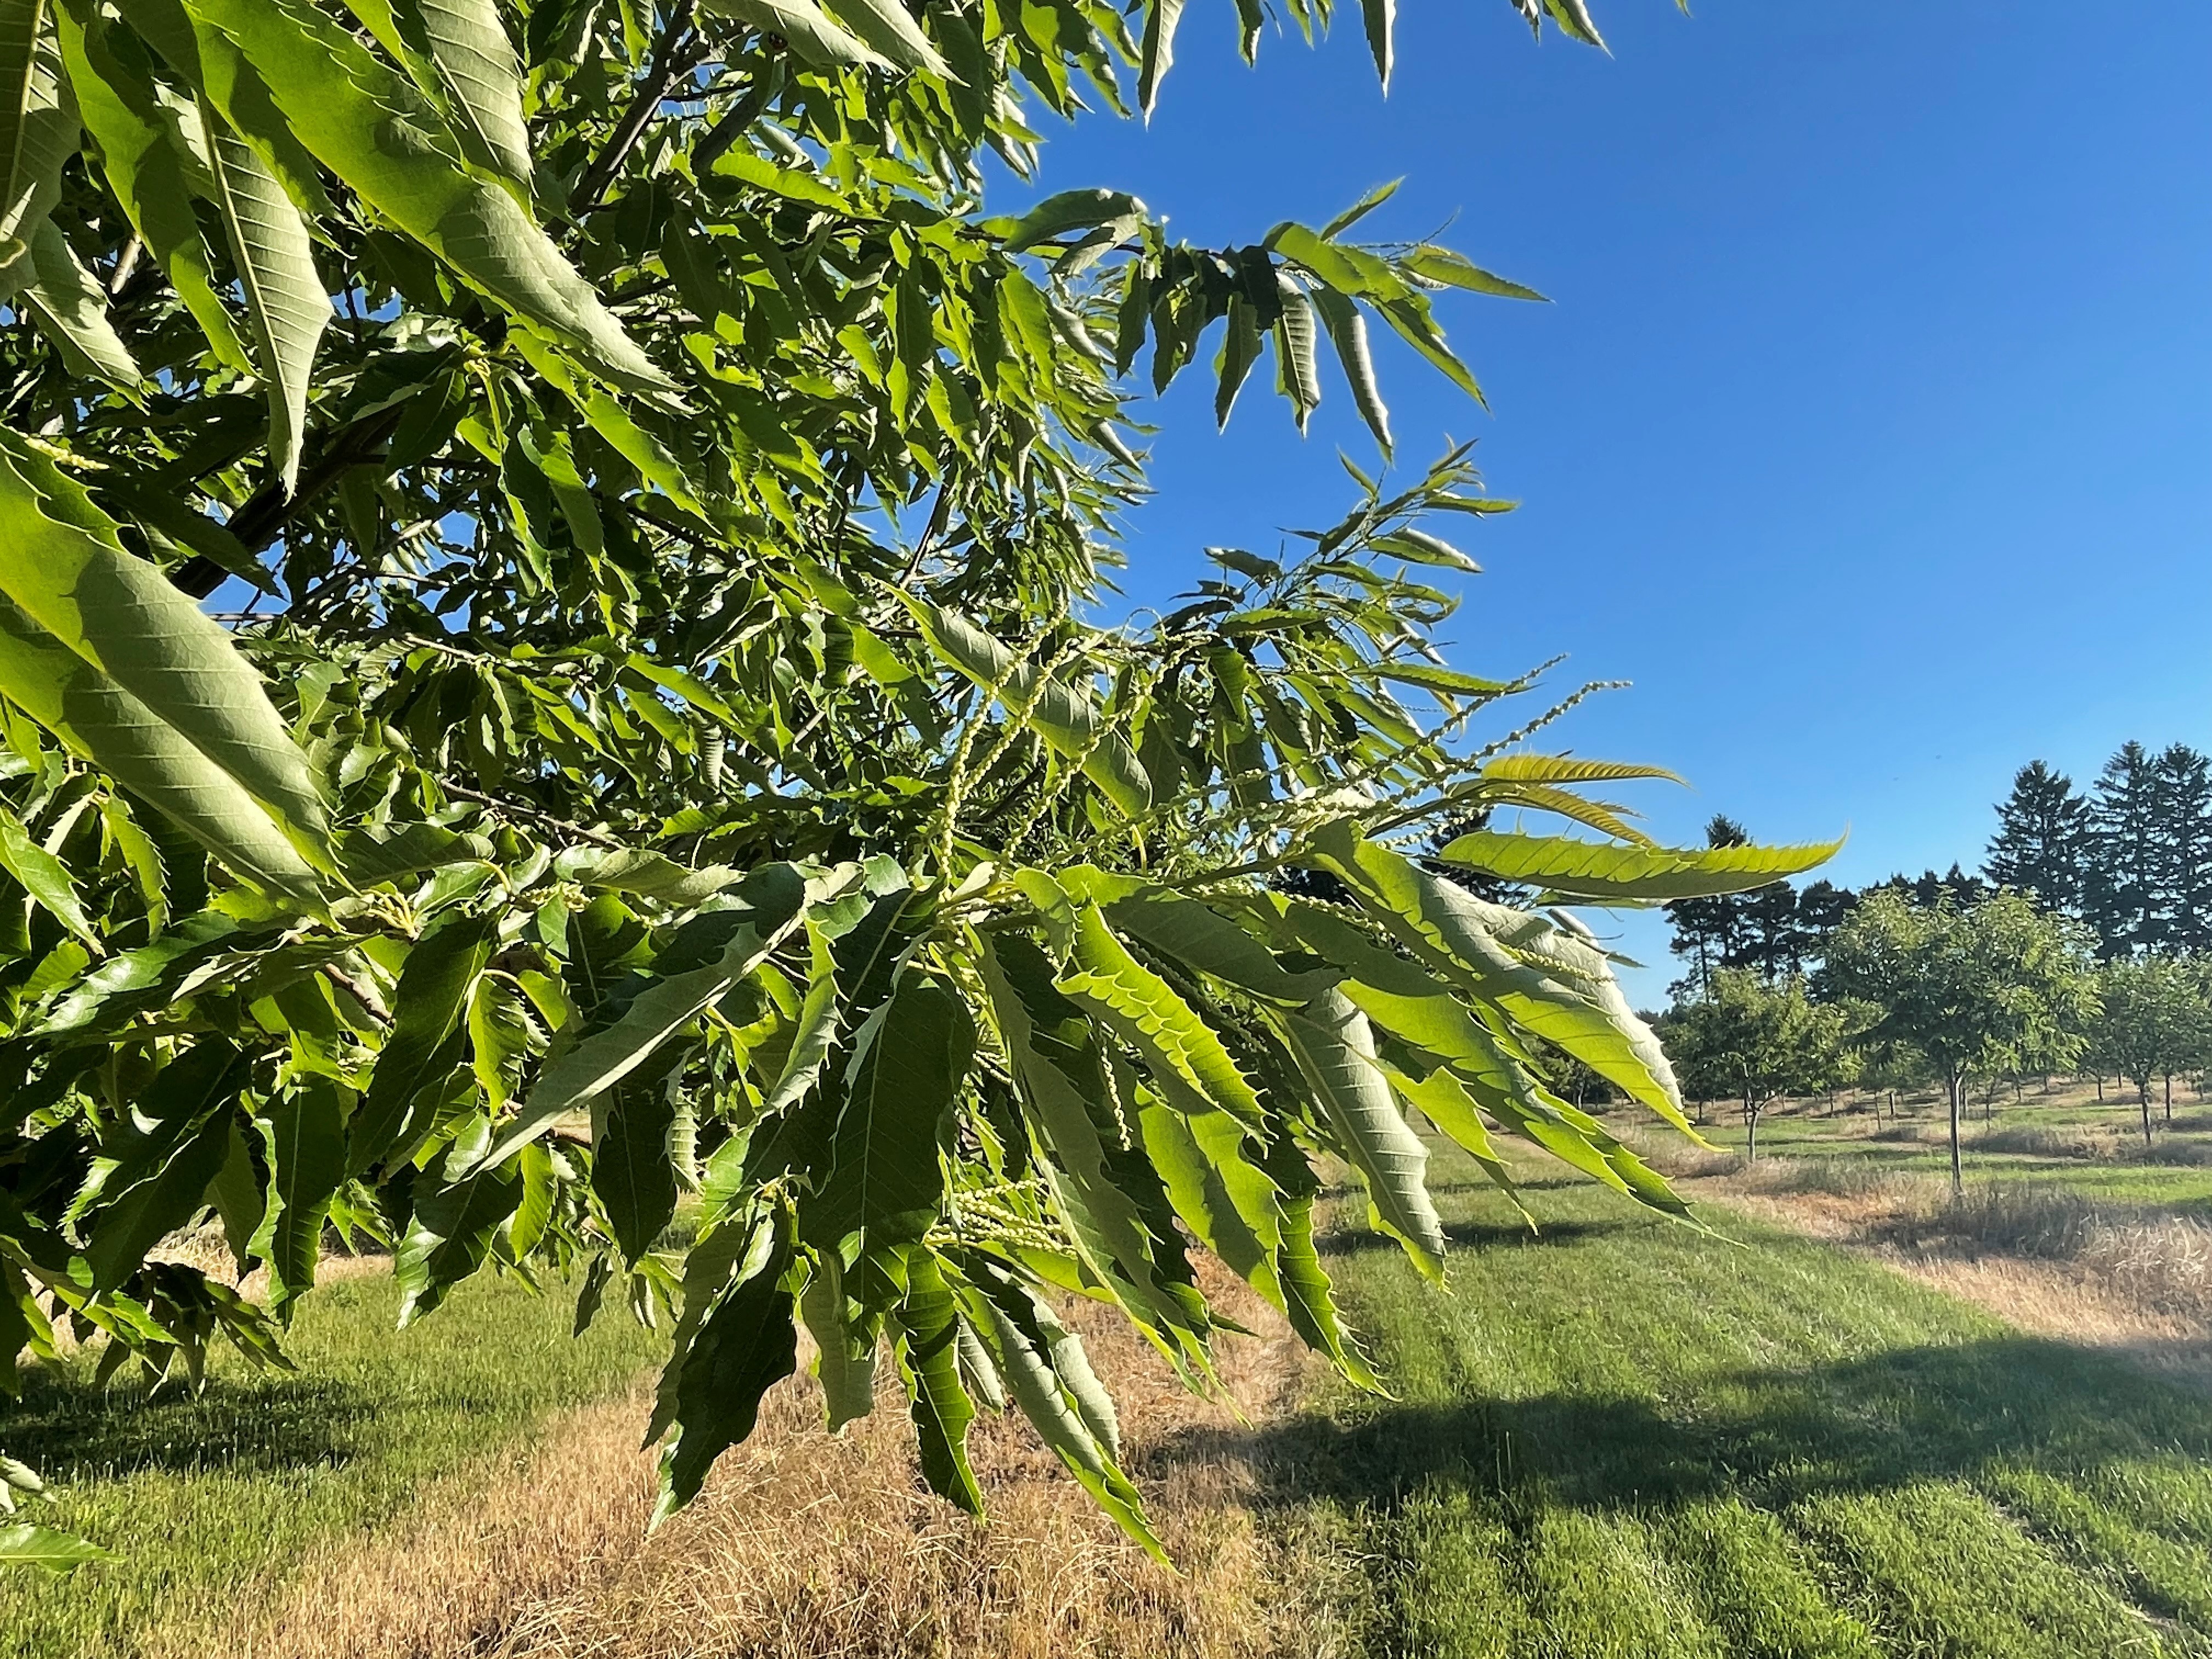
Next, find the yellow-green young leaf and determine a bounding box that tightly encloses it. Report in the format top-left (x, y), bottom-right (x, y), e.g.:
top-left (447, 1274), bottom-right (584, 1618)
top-left (697, 0), bottom-right (889, 70)
top-left (710, 148), bottom-right (861, 213)
top-left (55, 3), bottom-right (251, 371)
top-left (0, 1523), bottom-right (110, 1571)
top-left (1056, 901), bottom-right (1265, 1127)
top-left (1542, 0), bottom-right (1606, 49)
top-left (0, 0), bottom-right (74, 254)
top-left (9, 219), bottom-right (139, 385)
top-left (901, 598), bottom-right (1152, 817)
top-left (1310, 285), bottom-right (1389, 455)
top-left (204, 109), bottom-right (327, 494)
top-left (1482, 754), bottom-right (1682, 787)
top-left (415, 0), bottom-right (535, 196)
top-left (1268, 989), bottom-right (1444, 1276)
top-left (178, 0), bottom-right (670, 391)
top-left (1438, 830), bottom-right (1842, 901)
top-left (1477, 780), bottom-right (1656, 847)
top-left (0, 432), bottom-right (332, 861)
top-left (0, 803), bottom-right (94, 946)
top-left (818, 0), bottom-right (952, 77)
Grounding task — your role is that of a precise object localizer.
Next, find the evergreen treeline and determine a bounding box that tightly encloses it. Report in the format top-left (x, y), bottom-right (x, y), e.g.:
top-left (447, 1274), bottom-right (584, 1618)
top-left (1667, 741), bottom-right (2212, 991)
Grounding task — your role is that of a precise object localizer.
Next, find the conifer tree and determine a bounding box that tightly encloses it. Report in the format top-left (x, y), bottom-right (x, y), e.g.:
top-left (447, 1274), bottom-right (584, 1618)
top-left (1984, 760), bottom-right (2091, 913)
top-left (1666, 815), bottom-right (1754, 994)
top-left (2091, 742), bottom-right (2167, 954)
top-left (2153, 744), bottom-right (2212, 952)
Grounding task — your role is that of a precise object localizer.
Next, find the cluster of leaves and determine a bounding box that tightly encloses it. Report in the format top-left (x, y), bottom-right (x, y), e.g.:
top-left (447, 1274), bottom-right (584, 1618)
top-left (0, 0), bottom-right (1797, 1568)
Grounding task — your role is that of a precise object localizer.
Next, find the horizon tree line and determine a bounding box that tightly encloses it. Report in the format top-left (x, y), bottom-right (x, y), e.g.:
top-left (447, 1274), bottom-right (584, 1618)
top-left (1667, 739), bottom-right (2212, 995)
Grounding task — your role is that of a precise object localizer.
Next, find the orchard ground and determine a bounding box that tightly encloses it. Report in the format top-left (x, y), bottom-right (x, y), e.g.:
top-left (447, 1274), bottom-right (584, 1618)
top-left (8, 1088), bottom-right (2212, 1658)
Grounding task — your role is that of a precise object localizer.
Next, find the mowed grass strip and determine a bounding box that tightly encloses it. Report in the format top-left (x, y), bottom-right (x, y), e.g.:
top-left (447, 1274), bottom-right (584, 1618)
top-left (1259, 1144), bottom-right (2212, 1658)
top-left (0, 1265), bottom-right (664, 1659)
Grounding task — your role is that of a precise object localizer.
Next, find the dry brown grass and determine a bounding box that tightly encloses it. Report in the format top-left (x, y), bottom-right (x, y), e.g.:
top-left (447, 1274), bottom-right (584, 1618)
top-left (196, 1267), bottom-right (1321, 1659)
top-left (1685, 1171), bottom-right (2212, 1389)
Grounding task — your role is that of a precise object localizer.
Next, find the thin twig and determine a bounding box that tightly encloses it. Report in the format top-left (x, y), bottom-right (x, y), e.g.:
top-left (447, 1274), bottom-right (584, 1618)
top-left (442, 780), bottom-right (627, 849)
top-left (693, 58), bottom-right (785, 174)
top-left (569, 0), bottom-right (702, 216)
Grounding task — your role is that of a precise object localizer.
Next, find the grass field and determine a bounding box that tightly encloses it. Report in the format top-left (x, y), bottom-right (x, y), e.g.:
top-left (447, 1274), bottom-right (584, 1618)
top-left (1657, 1080), bottom-right (2212, 1214)
top-left (10, 1096), bottom-right (2212, 1658)
top-left (0, 1264), bottom-right (663, 1659)
top-left (1251, 1141), bottom-right (2212, 1659)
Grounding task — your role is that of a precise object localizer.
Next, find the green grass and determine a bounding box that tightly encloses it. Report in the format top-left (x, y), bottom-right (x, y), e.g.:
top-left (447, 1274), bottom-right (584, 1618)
top-left (1660, 1091), bottom-right (2212, 1214)
top-left (1252, 1144), bottom-right (2212, 1658)
top-left (0, 1266), bottom-right (664, 1659)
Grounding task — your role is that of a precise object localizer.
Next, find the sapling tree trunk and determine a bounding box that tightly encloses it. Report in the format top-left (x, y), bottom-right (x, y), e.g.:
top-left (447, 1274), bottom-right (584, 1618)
top-left (1947, 1070), bottom-right (1966, 1199)
top-left (2140, 1079), bottom-right (2154, 1150)
top-left (1745, 1092), bottom-right (1759, 1162)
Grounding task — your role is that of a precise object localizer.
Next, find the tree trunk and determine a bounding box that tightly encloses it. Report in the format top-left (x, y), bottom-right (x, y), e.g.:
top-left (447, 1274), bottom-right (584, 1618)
top-left (2164, 1073), bottom-right (2173, 1121)
top-left (2141, 1080), bottom-right (2154, 1150)
top-left (1948, 1072), bottom-right (1965, 1199)
top-left (2096, 1075), bottom-right (2105, 1103)
top-left (1744, 1093), bottom-right (1758, 1162)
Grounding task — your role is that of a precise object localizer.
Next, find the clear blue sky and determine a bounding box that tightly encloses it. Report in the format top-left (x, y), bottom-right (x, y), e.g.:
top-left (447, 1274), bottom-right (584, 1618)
top-left (994, 0), bottom-right (2212, 1003)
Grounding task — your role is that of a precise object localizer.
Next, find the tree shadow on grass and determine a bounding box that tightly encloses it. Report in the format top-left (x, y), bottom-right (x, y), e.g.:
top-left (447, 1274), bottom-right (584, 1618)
top-left (7, 1365), bottom-right (366, 1481)
top-left (1316, 1217), bottom-right (1635, 1259)
top-left (1152, 1331), bottom-right (2212, 1522)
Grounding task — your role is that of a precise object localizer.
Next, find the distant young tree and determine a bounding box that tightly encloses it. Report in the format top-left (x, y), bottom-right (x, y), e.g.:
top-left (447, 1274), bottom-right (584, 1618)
top-left (2093, 955), bottom-right (2210, 1146)
top-left (1855, 1037), bottom-right (1932, 1122)
top-left (1984, 761), bottom-right (2091, 913)
top-left (1664, 970), bottom-right (1854, 1161)
top-left (1826, 889), bottom-right (2100, 1196)
top-left (2090, 741), bottom-right (2167, 956)
top-left (2153, 746), bottom-right (2212, 953)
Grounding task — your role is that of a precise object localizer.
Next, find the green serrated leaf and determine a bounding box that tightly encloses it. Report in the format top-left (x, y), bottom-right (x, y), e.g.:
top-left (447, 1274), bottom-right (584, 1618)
top-left (204, 105), bottom-right (327, 494)
top-left (249, 1075), bottom-right (347, 1316)
top-left (415, 0), bottom-right (535, 196)
top-left (1269, 988), bottom-right (1444, 1276)
top-left (1437, 830), bottom-right (1842, 902)
top-left (0, 1522), bottom-right (111, 1571)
